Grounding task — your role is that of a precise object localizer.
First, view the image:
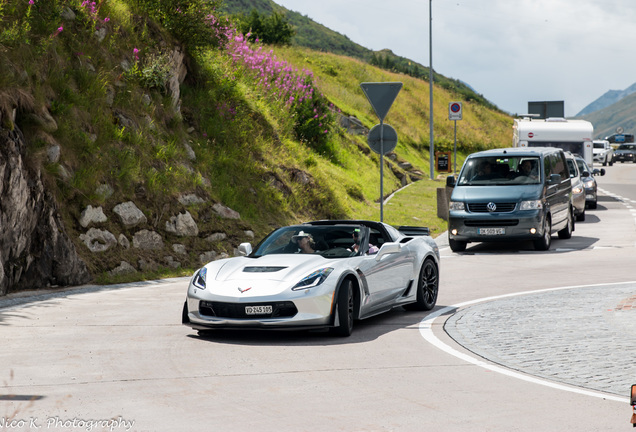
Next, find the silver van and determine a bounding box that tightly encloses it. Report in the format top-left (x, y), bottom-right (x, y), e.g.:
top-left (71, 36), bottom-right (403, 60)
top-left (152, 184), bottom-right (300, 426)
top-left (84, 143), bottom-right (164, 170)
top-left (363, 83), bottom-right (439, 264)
top-left (445, 147), bottom-right (574, 252)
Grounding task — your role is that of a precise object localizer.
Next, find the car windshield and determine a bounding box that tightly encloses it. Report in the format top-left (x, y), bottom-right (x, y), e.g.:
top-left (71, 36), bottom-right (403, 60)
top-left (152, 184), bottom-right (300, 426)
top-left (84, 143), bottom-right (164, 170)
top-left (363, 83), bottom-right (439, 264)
top-left (593, 143), bottom-right (605, 149)
top-left (618, 144), bottom-right (636, 150)
top-left (575, 159), bottom-right (590, 175)
top-left (565, 159), bottom-right (579, 178)
top-left (251, 225), bottom-right (371, 258)
top-left (457, 156), bottom-right (541, 186)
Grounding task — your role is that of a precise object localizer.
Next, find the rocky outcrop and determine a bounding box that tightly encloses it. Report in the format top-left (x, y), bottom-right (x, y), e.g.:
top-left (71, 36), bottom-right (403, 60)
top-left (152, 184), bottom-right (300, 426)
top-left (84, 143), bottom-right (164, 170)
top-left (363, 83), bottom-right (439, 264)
top-left (0, 126), bottom-right (90, 295)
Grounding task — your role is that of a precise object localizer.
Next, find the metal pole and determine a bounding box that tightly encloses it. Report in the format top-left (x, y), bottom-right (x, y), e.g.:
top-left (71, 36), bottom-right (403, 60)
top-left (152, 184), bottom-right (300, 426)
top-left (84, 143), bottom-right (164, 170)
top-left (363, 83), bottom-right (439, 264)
top-left (454, 120), bottom-right (457, 176)
top-left (429, 0), bottom-right (434, 180)
top-left (380, 120), bottom-right (384, 222)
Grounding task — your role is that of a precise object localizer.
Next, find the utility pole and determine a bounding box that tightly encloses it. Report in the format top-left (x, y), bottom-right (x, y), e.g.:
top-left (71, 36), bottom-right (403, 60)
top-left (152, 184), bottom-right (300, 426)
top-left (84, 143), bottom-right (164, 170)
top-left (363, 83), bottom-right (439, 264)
top-left (429, 0), bottom-right (434, 180)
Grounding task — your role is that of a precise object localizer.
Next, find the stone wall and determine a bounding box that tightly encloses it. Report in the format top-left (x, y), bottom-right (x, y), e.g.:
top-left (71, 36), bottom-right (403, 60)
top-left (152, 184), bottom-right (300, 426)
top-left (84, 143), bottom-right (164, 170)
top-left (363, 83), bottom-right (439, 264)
top-left (0, 126), bottom-right (91, 295)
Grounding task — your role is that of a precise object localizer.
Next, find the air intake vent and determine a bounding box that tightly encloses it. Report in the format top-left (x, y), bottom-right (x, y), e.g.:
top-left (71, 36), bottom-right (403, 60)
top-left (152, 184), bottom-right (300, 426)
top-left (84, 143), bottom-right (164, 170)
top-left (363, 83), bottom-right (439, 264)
top-left (243, 266), bottom-right (287, 273)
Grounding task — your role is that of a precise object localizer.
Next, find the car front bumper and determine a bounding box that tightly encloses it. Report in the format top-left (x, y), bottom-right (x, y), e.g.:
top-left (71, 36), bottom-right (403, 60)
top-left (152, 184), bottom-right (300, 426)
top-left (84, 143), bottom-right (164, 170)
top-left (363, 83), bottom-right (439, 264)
top-left (448, 209), bottom-right (546, 243)
top-left (184, 281), bottom-right (338, 330)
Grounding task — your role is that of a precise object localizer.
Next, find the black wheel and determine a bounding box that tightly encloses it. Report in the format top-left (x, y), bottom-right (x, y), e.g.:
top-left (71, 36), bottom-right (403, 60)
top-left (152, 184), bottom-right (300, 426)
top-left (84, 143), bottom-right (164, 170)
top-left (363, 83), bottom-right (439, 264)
top-left (331, 279), bottom-right (354, 337)
top-left (533, 217), bottom-right (551, 251)
top-left (182, 301), bottom-right (189, 324)
top-left (576, 209), bottom-right (585, 222)
top-left (449, 238), bottom-right (467, 252)
top-left (589, 200), bottom-right (597, 209)
top-left (558, 210), bottom-right (573, 239)
top-left (404, 259), bottom-right (439, 311)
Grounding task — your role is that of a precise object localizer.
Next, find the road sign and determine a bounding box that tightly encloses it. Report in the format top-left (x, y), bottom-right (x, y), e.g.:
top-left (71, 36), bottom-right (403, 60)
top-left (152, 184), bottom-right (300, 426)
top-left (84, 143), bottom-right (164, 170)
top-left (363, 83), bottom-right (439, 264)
top-left (449, 102), bottom-right (462, 120)
top-left (360, 82), bottom-right (403, 122)
top-left (367, 124), bottom-right (398, 155)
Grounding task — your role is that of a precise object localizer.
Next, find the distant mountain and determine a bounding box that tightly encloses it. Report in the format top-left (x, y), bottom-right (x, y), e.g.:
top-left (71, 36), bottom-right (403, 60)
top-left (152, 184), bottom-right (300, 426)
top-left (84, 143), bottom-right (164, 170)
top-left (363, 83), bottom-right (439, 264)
top-left (576, 82), bottom-right (636, 117)
top-left (579, 90), bottom-right (636, 139)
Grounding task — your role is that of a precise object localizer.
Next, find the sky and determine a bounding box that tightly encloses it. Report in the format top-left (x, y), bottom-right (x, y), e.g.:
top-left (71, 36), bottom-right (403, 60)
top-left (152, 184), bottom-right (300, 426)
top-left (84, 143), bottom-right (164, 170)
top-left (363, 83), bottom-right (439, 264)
top-left (273, 0), bottom-right (636, 117)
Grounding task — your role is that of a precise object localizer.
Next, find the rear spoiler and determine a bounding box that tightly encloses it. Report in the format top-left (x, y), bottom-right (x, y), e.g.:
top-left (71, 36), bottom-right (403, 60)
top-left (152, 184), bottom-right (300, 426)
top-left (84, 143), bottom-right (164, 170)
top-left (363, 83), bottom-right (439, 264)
top-left (397, 226), bottom-right (430, 236)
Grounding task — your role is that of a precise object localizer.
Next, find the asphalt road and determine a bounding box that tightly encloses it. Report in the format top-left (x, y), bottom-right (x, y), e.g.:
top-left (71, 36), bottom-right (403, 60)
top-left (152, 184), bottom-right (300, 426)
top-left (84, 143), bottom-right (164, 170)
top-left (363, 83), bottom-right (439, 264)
top-left (1, 164), bottom-right (635, 432)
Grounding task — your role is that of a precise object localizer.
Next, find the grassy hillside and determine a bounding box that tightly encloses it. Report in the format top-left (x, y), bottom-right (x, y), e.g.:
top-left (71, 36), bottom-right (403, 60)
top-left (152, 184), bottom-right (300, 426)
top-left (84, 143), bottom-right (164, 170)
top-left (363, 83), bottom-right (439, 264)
top-left (0, 0), bottom-right (512, 285)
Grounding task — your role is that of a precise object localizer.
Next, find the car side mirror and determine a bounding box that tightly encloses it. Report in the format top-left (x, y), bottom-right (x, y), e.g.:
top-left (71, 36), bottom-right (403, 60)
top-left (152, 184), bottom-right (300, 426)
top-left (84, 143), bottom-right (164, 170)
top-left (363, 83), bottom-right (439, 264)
top-left (594, 168), bottom-right (606, 176)
top-left (238, 243), bottom-right (252, 256)
top-left (375, 242), bottom-right (401, 261)
top-left (548, 173), bottom-right (561, 184)
top-left (446, 175), bottom-right (456, 187)
top-left (582, 171), bottom-right (590, 177)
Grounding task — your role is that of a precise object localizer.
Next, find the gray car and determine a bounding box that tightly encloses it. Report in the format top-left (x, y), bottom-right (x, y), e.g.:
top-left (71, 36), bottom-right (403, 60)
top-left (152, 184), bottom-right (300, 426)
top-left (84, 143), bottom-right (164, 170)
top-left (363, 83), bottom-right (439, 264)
top-left (565, 151), bottom-right (586, 221)
top-left (573, 156), bottom-right (604, 209)
top-left (446, 147), bottom-right (574, 252)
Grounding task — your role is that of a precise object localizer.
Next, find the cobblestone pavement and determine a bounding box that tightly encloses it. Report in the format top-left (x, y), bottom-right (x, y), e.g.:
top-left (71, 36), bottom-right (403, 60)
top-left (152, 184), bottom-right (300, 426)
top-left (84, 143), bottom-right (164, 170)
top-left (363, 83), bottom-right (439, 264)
top-left (444, 283), bottom-right (636, 397)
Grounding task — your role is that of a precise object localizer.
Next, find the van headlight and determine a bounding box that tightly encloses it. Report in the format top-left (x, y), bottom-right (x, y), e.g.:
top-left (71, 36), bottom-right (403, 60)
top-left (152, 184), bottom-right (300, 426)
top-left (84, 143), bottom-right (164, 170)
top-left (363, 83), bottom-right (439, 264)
top-left (449, 201), bottom-right (465, 211)
top-left (520, 200), bottom-right (543, 210)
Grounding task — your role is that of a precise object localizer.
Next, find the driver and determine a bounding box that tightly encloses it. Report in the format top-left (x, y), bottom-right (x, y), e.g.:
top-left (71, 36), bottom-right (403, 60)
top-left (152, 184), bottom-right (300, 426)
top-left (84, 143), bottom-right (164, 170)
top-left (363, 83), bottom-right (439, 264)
top-left (291, 231), bottom-right (316, 253)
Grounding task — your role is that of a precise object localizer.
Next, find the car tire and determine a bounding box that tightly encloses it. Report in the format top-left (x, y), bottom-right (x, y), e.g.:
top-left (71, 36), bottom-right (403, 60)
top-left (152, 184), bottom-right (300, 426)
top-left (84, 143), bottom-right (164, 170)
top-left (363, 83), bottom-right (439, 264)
top-left (589, 200), bottom-right (597, 209)
top-left (558, 210), bottom-right (573, 239)
top-left (449, 238), bottom-right (467, 252)
top-left (534, 217), bottom-right (551, 251)
top-left (182, 301), bottom-right (189, 324)
top-left (404, 259), bottom-right (439, 311)
top-left (331, 279), bottom-right (354, 337)
top-left (576, 209), bottom-right (586, 222)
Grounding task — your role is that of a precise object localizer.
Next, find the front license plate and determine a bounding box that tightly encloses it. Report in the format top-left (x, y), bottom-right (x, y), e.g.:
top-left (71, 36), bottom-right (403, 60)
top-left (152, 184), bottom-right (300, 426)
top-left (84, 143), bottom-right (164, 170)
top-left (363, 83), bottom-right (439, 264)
top-left (479, 228), bottom-right (505, 235)
top-left (245, 305), bottom-right (272, 315)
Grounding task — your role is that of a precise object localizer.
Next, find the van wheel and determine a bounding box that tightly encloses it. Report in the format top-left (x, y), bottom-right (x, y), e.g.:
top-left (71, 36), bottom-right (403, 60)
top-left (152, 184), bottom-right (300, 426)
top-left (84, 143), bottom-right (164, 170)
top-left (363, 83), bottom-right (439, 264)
top-left (534, 217), bottom-right (551, 251)
top-left (449, 238), bottom-right (467, 252)
top-left (558, 210), bottom-right (573, 239)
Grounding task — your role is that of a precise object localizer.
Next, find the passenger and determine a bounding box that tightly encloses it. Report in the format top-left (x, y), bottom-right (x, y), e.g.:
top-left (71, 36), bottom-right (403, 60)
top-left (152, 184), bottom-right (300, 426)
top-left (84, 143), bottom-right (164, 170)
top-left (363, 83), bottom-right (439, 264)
top-left (471, 161), bottom-right (493, 181)
top-left (350, 230), bottom-right (379, 255)
top-left (518, 160), bottom-right (538, 179)
top-left (291, 231), bottom-right (315, 253)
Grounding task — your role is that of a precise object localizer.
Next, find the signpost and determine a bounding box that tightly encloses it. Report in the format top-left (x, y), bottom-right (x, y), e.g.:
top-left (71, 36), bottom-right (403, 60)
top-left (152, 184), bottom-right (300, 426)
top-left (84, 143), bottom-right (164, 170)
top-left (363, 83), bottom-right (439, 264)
top-left (448, 102), bottom-right (463, 175)
top-left (361, 82), bottom-right (403, 222)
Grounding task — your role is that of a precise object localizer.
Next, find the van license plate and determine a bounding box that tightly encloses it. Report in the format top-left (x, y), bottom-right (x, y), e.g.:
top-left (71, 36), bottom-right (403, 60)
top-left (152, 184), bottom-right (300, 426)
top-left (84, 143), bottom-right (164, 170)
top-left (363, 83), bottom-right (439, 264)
top-left (245, 305), bottom-right (272, 315)
top-left (479, 228), bottom-right (505, 235)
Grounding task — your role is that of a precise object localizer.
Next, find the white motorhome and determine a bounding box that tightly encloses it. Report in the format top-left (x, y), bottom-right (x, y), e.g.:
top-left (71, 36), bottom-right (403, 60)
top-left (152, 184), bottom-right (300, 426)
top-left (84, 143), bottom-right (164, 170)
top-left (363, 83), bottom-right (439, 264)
top-left (513, 116), bottom-right (594, 167)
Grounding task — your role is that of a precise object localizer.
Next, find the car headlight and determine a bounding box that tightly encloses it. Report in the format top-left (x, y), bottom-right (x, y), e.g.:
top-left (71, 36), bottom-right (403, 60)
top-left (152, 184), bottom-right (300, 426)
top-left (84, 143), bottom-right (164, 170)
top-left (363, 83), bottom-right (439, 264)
top-left (520, 200), bottom-right (543, 210)
top-left (449, 201), bottom-right (465, 211)
top-left (192, 267), bottom-right (207, 290)
top-left (584, 180), bottom-right (595, 188)
top-left (292, 268), bottom-right (334, 290)
top-left (572, 186), bottom-right (583, 194)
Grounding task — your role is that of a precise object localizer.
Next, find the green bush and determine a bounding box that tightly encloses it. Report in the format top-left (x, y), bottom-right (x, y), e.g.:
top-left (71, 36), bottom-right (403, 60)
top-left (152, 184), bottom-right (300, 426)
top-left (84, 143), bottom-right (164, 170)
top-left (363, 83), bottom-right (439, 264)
top-left (236, 10), bottom-right (294, 45)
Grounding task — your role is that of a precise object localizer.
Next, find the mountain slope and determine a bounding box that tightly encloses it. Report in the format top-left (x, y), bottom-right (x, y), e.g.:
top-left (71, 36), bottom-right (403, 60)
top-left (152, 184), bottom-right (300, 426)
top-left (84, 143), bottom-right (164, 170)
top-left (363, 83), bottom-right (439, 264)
top-left (0, 0), bottom-right (511, 293)
top-left (580, 90), bottom-right (636, 139)
top-left (576, 82), bottom-right (636, 117)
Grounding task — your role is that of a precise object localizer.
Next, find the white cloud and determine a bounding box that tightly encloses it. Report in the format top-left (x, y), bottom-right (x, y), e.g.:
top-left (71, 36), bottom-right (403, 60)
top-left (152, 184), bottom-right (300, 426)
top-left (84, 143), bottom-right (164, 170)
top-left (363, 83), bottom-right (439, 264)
top-left (274, 0), bottom-right (636, 116)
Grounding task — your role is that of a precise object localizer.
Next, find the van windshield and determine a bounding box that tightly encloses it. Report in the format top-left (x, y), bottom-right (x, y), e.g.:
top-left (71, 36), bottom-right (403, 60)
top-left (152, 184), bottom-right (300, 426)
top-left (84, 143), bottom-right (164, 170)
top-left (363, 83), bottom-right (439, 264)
top-left (458, 156), bottom-right (541, 186)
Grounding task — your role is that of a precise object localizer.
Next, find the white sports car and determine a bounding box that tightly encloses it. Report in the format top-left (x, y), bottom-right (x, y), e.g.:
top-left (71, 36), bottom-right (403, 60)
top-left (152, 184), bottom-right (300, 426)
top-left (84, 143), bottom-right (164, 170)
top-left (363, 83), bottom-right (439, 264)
top-left (182, 220), bottom-right (440, 336)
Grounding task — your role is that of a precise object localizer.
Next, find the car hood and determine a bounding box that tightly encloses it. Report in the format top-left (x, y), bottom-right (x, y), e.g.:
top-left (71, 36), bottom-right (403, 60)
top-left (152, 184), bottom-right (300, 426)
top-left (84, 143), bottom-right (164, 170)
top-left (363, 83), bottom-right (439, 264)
top-left (451, 185), bottom-right (541, 202)
top-left (211, 254), bottom-right (330, 283)
top-left (201, 254), bottom-right (335, 298)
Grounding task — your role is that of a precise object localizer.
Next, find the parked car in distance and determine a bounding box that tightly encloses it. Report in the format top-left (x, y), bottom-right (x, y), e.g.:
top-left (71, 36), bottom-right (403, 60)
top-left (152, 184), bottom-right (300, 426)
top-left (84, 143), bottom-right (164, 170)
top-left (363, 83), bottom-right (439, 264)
top-left (565, 152), bottom-right (586, 221)
top-left (592, 139), bottom-right (614, 166)
top-left (573, 155), bottom-right (604, 209)
top-left (446, 147), bottom-right (574, 252)
top-left (613, 143), bottom-right (636, 163)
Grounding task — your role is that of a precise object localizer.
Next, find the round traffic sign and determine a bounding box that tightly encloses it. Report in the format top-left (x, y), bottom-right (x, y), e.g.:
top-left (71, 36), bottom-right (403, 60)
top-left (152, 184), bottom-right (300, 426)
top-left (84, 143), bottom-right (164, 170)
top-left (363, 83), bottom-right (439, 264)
top-left (450, 103), bottom-right (461, 113)
top-left (617, 126), bottom-right (624, 134)
top-left (528, 132), bottom-right (534, 138)
top-left (367, 124), bottom-right (398, 155)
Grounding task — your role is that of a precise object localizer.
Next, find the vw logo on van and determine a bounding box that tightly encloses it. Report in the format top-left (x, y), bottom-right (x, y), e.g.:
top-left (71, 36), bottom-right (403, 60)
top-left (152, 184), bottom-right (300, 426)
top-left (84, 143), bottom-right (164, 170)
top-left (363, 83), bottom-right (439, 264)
top-left (487, 202), bottom-right (497, 212)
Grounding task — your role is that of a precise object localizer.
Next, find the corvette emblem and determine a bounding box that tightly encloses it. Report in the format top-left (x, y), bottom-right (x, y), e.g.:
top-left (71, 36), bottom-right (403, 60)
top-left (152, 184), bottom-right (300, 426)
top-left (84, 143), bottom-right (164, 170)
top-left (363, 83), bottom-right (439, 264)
top-left (238, 287), bottom-right (252, 293)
